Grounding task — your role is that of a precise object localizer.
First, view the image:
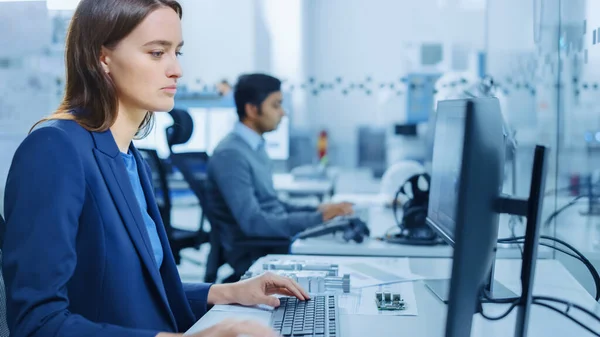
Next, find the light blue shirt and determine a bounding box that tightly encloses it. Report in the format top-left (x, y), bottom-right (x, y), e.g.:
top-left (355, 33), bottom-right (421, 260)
top-left (121, 151), bottom-right (164, 269)
top-left (233, 122), bottom-right (265, 152)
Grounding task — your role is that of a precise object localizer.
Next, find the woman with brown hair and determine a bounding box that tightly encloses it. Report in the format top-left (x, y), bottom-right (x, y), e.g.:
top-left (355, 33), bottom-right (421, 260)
top-left (1, 1), bottom-right (306, 336)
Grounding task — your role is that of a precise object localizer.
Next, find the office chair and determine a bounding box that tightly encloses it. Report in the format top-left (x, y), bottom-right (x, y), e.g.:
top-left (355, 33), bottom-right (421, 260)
top-left (165, 108), bottom-right (213, 221)
top-left (0, 214), bottom-right (10, 337)
top-left (165, 109), bottom-right (211, 184)
top-left (138, 148), bottom-right (209, 265)
top-left (194, 179), bottom-right (229, 283)
top-left (194, 179), bottom-right (276, 283)
top-left (199, 181), bottom-right (290, 283)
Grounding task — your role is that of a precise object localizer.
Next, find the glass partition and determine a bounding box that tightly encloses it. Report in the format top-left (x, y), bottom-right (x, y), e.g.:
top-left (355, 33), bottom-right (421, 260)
top-left (485, 0), bottom-right (561, 246)
top-left (554, 0), bottom-right (600, 295)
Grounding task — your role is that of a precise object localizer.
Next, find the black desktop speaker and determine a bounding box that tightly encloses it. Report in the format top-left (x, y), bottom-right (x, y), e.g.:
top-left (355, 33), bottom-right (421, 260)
top-left (387, 173), bottom-right (445, 245)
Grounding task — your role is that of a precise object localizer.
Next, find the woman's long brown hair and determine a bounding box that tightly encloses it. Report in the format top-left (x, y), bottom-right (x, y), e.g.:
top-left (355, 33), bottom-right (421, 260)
top-left (32, 0), bottom-right (182, 138)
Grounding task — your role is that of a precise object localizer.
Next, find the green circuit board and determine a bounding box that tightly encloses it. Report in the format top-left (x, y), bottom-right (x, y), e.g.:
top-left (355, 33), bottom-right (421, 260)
top-left (375, 292), bottom-right (406, 311)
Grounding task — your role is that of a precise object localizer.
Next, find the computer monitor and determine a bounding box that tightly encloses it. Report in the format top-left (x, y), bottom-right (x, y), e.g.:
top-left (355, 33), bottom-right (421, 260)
top-left (425, 97), bottom-right (515, 303)
top-left (428, 98), bottom-right (550, 337)
top-left (433, 97), bottom-right (506, 337)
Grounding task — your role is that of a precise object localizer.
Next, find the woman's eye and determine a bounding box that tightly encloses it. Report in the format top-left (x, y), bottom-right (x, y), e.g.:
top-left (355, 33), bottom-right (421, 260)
top-left (176, 51), bottom-right (183, 57)
top-left (150, 51), bottom-right (164, 58)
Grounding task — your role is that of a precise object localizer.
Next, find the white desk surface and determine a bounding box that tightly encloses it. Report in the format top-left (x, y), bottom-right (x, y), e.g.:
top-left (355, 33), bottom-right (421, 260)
top-left (292, 206), bottom-right (553, 259)
top-left (273, 173), bottom-right (334, 195)
top-left (187, 255), bottom-right (599, 336)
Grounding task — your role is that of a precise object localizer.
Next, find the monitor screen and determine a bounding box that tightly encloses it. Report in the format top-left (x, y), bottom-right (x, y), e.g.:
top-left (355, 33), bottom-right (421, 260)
top-left (426, 101), bottom-right (466, 244)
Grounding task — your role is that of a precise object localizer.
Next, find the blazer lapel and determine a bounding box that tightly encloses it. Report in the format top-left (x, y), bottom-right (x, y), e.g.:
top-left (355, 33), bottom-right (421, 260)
top-left (132, 146), bottom-right (188, 330)
top-left (90, 130), bottom-right (176, 329)
top-left (131, 148), bottom-right (172, 256)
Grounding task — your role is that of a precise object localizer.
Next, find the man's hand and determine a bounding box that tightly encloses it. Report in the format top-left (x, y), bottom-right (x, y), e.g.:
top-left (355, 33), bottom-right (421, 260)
top-left (318, 202), bottom-right (354, 221)
top-left (157, 318), bottom-right (279, 337)
top-left (208, 272), bottom-right (310, 307)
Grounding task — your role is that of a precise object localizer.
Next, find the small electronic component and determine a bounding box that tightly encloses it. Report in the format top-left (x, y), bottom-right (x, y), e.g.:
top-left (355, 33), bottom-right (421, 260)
top-left (375, 291), bottom-right (406, 311)
top-left (242, 270), bottom-right (351, 293)
top-left (243, 259), bottom-right (351, 293)
top-left (262, 259), bottom-right (339, 276)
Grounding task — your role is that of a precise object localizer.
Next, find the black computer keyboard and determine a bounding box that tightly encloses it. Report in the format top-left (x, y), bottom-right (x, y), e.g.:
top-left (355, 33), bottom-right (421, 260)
top-left (270, 295), bottom-right (340, 337)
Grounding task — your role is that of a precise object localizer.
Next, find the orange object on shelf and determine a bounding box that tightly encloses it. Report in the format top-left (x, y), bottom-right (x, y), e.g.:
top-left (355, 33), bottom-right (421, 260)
top-left (317, 130), bottom-right (328, 161)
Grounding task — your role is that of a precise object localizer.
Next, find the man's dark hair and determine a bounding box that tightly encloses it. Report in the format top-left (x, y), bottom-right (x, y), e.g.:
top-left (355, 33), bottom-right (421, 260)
top-left (234, 73), bottom-right (281, 121)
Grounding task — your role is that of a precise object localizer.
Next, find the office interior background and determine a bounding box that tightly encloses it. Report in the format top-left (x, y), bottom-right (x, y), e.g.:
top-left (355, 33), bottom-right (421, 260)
top-left (1, 0), bottom-right (600, 302)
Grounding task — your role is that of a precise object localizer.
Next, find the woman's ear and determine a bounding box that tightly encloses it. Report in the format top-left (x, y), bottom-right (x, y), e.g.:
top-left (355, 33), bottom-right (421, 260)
top-left (99, 46), bottom-right (111, 74)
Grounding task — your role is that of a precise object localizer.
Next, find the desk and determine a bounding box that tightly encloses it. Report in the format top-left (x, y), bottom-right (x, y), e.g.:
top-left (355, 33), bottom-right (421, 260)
top-left (187, 255), bottom-right (600, 336)
top-left (273, 173), bottom-right (335, 202)
top-left (292, 206), bottom-right (553, 259)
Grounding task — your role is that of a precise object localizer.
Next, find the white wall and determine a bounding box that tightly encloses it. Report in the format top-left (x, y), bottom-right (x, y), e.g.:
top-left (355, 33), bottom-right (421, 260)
top-left (258, 0), bottom-right (309, 128)
top-left (301, 0), bottom-right (486, 167)
top-left (0, 1), bottom-right (53, 213)
top-left (2, 0), bottom-right (555, 207)
top-left (177, 0), bottom-right (257, 89)
top-left (172, 0), bottom-right (489, 168)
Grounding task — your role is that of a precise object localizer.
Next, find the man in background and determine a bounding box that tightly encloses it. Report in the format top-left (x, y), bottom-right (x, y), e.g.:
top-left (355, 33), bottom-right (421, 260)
top-left (206, 73), bottom-right (353, 278)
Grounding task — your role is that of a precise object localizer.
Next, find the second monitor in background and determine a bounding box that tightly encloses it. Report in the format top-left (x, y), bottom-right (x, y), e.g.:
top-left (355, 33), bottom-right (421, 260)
top-left (185, 107), bottom-right (290, 160)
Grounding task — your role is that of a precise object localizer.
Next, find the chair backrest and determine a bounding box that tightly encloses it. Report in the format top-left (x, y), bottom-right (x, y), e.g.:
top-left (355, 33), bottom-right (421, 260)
top-left (138, 149), bottom-right (174, 233)
top-left (164, 108), bottom-right (211, 207)
top-left (195, 178), bottom-right (227, 283)
top-left (166, 108), bottom-right (194, 149)
top-left (168, 152), bottom-right (210, 204)
top-left (0, 214), bottom-right (9, 336)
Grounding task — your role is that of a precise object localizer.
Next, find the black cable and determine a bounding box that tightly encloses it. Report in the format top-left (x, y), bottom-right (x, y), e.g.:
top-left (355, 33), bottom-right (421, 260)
top-left (479, 302), bottom-right (520, 321)
top-left (479, 290), bottom-right (600, 332)
top-left (497, 236), bottom-right (524, 243)
top-left (538, 242), bottom-right (581, 260)
top-left (498, 235), bottom-right (600, 301)
top-left (532, 300), bottom-right (600, 336)
top-left (481, 288), bottom-right (521, 304)
top-left (540, 236), bottom-right (600, 302)
top-left (543, 194), bottom-right (587, 227)
top-left (533, 296), bottom-right (600, 322)
top-left (502, 240), bottom-right (598, 301)
top-left (499, 239), bottom-right (582, 261)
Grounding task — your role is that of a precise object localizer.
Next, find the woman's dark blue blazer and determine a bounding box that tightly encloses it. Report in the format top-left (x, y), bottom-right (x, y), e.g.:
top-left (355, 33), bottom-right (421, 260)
top-left (1, 119), bottom-right (210, 337)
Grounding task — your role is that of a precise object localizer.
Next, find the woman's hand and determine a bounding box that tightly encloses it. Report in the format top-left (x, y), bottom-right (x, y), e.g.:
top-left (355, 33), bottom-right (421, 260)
top-left (208, 272), bottom-right (310, 307)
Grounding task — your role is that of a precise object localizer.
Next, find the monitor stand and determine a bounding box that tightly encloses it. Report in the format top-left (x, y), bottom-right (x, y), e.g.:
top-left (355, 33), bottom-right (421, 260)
top-left (424, 278), bottom-right (517, 304)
